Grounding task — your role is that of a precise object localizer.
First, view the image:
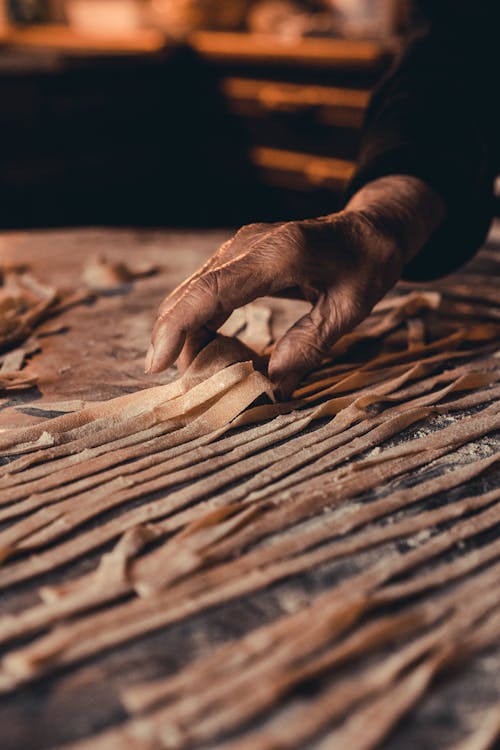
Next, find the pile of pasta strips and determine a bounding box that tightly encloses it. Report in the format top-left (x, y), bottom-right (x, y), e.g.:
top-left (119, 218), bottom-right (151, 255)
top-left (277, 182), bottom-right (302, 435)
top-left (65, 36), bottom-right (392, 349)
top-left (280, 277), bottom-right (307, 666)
top-left (0, 262), bottom-right (499, 750)
top-left (0, 264), bottom-right (91, 393)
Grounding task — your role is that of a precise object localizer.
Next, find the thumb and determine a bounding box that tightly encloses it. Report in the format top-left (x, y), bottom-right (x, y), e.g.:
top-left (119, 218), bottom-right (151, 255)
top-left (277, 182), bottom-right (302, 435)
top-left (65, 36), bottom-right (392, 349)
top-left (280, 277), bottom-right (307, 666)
top-left (268, 296), bottom-right (339, 398)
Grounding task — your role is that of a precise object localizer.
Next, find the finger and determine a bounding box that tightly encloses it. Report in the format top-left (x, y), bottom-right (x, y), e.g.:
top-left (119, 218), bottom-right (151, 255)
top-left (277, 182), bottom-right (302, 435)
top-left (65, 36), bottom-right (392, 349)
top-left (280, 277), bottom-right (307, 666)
top-left (176, 329), bottom-right (215, 374)
top-left (176, 314), bottom-right (228, 374)
top-left (157, 224), bottom-right (275, 318)
top-left (268, 295), bottom-right (339, 397)
top-left (147, 255), bottom-right (289, 374)
top-left (149, 224), bottom-right (282, 373)
top-left (156, 239), bottom-right (231, 319)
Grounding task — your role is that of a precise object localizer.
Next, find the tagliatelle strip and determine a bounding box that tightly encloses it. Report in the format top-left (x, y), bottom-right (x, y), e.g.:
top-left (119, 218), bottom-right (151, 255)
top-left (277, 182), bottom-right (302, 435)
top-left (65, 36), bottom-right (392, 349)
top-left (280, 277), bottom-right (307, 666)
top-left (134, 564), bottom-right (500, 750)
top-left (407, 317), bottom-right (426, 349)
top-left (1, 402), bottom-right (426, 554)
top-left (5, 380), bottom-right (490, 562)
top-left (449, 705), bottom-right (500, 750)
top-left (0, 410), bottom-right (301, 522)
top-left (323, 290), bottom-right (442, 361)
top-left (218, 307), bottom-right (247, 337)
top-left (24, 350), bottom-right (463, 509)
top-left (0, 371), bottom-right (38, 391)
top-left (0, 359), bottom-right (257, 457)
top-left (2, 440), bottom-right (500, 685)
top-left (0, 362), bottom-right (436, 525)
top-left (0, 385), bottom-right (497, 591)
top-left (219, 632), bottom-right (457, 750)
top-left (65, 557), bottom-right (500, 750)
top-left (0, 336), bottom-right (266, 454)
top-left (0, 370), bottom-right (275, 553)
top-left (196, 460), bottom-right (500, 585)
top-left (313, 605), bottom-right (500, 750)
top-left (0, 328), bottom-right (491, 484)
top-left (226, 611), bottom-right (500, 750)
top-left (0, 452), bottom-right (494, 648)
top-left (132, 556), bottom-right (500, 716)
top-left (0, 377), bottom-right (289, 490)
top-left (131, 465), bottom-right (500, 606)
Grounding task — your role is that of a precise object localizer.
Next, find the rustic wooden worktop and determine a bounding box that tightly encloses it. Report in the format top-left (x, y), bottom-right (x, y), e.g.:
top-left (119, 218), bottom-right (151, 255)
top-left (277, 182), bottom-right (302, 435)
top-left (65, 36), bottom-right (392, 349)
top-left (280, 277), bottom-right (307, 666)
top-left (0, 226), bottom-right (499, 750)
top-left (0, 228), bottom-right (234, 424)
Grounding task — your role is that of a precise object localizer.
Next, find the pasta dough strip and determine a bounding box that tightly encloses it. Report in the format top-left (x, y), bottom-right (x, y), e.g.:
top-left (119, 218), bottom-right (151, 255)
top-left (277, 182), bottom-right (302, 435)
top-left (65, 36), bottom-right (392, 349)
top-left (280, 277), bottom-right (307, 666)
top-left (0, 453), bottom-right (494, 647)
top-left (77, 559), bottom-right (500, 750)
top-left (0, 388), bottom-right (496, 588)
top-left (3, 449), bottom-right (500, 685)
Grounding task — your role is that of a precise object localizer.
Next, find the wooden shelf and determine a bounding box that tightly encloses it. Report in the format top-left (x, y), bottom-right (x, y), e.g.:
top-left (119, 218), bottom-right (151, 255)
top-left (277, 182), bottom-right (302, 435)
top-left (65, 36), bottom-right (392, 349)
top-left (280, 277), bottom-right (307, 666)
top-left (191, 31), bottom-right (391, 71)
top-left (251, 146), bottom-right (355, 192)
top-left (1, 26), bottom-right (392, 68)
top-left (1, 24), bottom-right (167, 54)
top-left (222, 77), bottom-right (369, 128)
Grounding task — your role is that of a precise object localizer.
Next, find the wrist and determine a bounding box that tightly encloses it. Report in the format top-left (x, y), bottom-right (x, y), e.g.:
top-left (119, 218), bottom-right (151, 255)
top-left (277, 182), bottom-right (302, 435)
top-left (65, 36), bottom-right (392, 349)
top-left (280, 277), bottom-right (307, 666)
top-left (342, 175), bottom-right (446, 265)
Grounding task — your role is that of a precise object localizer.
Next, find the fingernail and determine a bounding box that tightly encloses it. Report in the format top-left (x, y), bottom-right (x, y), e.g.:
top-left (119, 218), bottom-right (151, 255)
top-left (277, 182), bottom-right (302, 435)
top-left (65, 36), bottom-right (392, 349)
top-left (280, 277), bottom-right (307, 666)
top-left (144, 344), bottom-right (154, 374)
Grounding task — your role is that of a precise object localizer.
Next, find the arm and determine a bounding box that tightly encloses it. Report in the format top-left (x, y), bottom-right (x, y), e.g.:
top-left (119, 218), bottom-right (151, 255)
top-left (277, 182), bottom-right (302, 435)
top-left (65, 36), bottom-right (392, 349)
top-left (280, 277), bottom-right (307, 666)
top-left (348, 0), bottom-right (499, 280)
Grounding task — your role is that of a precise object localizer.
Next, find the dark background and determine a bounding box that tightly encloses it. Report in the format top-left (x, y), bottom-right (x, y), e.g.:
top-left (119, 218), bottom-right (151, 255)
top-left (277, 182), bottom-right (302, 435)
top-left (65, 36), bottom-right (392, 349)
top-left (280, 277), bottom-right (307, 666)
top-left (1, 2), bottom-right (497, 232)
top-left (0, 19), bottom-right (390, 230)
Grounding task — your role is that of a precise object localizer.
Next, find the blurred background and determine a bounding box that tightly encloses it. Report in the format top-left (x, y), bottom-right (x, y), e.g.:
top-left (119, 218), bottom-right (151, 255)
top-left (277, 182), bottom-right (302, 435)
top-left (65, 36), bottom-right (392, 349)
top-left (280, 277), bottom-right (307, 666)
top-left (0, 1), bottom-right (409, 230)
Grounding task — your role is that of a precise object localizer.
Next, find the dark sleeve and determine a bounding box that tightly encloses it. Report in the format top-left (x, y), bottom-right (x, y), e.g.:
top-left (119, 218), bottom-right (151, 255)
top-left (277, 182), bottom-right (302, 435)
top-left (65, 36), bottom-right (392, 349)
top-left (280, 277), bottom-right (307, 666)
top-left (346, 0), bottom-right (499, 280)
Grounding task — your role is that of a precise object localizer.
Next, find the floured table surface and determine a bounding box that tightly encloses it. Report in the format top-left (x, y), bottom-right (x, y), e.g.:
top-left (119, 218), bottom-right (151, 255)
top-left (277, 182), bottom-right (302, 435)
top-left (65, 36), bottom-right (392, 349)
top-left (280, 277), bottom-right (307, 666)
top-left (0, 226), bottom-right (499, 750)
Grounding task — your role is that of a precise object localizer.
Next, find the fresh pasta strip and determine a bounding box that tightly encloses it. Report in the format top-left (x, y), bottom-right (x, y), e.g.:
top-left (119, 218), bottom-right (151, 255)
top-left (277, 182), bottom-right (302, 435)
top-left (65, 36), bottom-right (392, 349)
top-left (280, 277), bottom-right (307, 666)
top-left (449, 705), bottom-right (500, 750)
top-left (0, 454), bottom-right (494, 648)
top-left (0, 386), bottom-right (496, 589)
top-left (68, 561), bottom-right (500, 750)
top-left (2, 446), bottom-right (500, 684)
top-left (0, 335), bottom-right (265, 454)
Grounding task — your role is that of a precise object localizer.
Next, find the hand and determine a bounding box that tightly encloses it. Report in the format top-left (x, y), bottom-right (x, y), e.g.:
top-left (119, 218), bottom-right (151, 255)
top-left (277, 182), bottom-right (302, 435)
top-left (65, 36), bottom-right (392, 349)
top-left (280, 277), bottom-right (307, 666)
top-left (146, 176), bottom-right (445, 396)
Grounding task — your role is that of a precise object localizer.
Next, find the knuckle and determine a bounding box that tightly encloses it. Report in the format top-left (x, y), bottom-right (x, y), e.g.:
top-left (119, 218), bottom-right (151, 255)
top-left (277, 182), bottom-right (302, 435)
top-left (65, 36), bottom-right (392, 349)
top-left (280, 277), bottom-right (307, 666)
top-left (195, 270), bottom-right (219, 296)
top-left (157, 291), bottom-right (176, 315)
top-left (245, 222), bottom-right (304, 281)
top-left (285, 220), bottom-right (308, 244)
top-left (214, 237), bottom-right (233, 259)
top-left (329, 286), bottom-right (366, 327)
top-left (237, 222), bottom-right (268, 236)
top-left (185, 272), bottom-right (224, 314)
top-left (275, 222), bottom-right (308, 267)
top-left (307, 332), bottom-right (331, 360)
top-left (156, 303), bottom-right (169, 321)
top-left (214, 223), bottom-right (268, 261)
top-left (282, 220), bottom-right (306, 243)
top-left (155, 307), bottom-right (173, 326)
top-left (283, 328), bottom-right (326, 366)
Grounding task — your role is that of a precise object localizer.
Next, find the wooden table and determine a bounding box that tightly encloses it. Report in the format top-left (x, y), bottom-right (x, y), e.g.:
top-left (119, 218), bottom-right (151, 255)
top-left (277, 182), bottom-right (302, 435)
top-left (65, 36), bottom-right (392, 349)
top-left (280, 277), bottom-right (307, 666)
top-left (0, 227), bottom-right (499, 750)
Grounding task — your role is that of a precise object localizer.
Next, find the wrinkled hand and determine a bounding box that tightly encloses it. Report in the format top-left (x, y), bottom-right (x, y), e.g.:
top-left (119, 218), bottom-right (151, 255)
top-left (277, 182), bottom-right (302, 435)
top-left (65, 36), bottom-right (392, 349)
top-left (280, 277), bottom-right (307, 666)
top-left (145, 214), bottom-right (403, 395)
top-left (145, 177), bottom-right (445, 396)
